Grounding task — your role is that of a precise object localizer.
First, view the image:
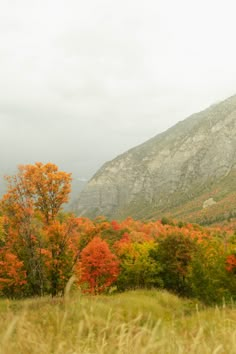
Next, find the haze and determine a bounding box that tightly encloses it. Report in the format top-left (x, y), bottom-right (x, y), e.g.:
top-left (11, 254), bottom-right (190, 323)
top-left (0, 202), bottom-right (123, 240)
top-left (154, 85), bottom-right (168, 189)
top-left (1, 0), bottom-right (236, 197)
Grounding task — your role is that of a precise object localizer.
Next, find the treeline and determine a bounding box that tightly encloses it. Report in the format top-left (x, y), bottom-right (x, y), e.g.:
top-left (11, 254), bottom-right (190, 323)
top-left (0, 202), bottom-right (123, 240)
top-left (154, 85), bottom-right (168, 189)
top-left (0, 163), bottom-right (236, 304)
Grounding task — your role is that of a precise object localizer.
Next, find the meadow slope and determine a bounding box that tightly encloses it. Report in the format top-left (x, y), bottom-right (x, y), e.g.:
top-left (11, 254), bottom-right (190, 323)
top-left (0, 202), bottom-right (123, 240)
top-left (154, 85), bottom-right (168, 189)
top-left (0, 290), bottom-right (236, 354)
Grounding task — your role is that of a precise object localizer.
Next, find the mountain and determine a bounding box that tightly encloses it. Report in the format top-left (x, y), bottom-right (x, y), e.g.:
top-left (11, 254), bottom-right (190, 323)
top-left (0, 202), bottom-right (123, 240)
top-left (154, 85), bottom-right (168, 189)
top-left (75, 94), bottom-right (236, 224)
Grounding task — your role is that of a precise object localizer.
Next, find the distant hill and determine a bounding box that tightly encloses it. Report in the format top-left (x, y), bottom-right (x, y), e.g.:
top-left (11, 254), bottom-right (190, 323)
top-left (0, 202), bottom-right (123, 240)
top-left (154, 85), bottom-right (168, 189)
top-left (75, 94), bottom-right (236, 224)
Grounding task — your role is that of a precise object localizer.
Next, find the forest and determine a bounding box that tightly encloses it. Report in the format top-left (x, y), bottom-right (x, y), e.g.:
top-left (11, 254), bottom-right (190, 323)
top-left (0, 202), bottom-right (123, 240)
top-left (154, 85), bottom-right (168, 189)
top-left (0, 162), bottom-right (236, 305)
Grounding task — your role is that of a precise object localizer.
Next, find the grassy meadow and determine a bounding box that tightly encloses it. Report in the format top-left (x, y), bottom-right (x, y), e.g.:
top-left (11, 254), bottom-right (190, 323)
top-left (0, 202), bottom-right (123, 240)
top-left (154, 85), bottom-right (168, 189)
top-left (0, 289), bottom-right (236, 354)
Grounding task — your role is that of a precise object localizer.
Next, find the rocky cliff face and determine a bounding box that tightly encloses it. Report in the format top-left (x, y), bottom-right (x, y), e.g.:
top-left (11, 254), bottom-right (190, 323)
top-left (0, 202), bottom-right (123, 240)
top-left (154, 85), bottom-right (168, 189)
top-left (76, 95), bottom-right (236, 221)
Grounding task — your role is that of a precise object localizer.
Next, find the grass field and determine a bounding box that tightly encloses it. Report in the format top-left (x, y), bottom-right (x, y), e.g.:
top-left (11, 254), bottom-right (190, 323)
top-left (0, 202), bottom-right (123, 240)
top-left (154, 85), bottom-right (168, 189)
top-left (0, 289), bottom-right (236, 354)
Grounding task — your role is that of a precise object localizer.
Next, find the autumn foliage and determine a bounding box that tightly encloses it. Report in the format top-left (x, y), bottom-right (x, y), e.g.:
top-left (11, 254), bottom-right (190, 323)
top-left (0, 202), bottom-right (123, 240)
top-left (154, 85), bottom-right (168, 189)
top-left (79, 237), bottom-right (119, 294)
top-left (0, 251), bottom-right (26, 297)
top-left (226, 254), bottom-right (236, 273)
top-left (2, 162), bottom-right (72, 224)
top-left (0, 162), bottom-right (74, 297)
top-left (0, 162), bottom-right (236, 303)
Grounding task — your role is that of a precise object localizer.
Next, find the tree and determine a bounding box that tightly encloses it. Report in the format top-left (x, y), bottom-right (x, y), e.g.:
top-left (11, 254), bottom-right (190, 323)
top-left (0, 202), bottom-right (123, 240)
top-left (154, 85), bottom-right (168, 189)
top-left (189, 239), bottom-right (236, 304)
top-left (0, 162), bottom-right (72, 297)
top-left (43, 216), bottom-right (80, 296)
top-left (79, 237), bottom-right (119, 294)
top-left (150, 232), bottom-right (197, 296)
top-left (2, 162), bottom-right (72, 224)
top-left (1, 202), bottom-right (45, 297)
top-left (115, 235), bottom-right (162, 290)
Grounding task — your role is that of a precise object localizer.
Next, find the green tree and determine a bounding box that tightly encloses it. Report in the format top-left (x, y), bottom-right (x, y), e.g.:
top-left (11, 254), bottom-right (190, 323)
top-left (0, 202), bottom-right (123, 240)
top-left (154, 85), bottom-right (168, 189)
top-left (150, 232), bottom-right (197, 296)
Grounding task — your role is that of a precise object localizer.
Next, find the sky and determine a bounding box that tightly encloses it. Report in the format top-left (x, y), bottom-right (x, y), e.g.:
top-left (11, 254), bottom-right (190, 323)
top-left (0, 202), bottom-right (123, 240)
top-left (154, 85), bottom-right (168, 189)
top-left (1, 0), bottom-right (236, 194)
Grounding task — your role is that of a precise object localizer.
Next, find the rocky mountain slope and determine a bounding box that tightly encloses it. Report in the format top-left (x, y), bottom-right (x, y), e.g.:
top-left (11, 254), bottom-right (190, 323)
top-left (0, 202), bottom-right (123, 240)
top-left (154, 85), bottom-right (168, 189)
top-left (76, 94), bottom-right (236, 224)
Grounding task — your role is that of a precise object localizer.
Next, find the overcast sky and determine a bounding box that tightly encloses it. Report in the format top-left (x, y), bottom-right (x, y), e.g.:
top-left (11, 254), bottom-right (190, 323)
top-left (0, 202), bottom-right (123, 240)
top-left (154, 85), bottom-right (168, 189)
top-left (1, 0), bottom-right (236, 190)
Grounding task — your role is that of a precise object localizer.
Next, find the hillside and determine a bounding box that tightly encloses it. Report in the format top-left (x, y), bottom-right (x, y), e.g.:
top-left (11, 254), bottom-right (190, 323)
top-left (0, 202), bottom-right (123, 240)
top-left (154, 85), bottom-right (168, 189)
top-left (76, 94), bottom-right (236, 224)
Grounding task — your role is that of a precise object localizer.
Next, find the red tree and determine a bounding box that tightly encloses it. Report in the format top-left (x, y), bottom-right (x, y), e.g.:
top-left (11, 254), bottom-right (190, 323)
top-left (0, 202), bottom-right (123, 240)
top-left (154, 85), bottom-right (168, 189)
top-left (226, 254), bottom-right (236, 273)
top-left (79, 237), bottom-right (119, 294)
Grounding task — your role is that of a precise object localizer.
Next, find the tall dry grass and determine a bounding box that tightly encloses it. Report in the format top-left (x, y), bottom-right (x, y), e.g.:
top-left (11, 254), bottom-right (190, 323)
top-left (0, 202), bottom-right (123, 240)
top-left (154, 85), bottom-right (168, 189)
top-left (0, 289), bottom-right (235, 354)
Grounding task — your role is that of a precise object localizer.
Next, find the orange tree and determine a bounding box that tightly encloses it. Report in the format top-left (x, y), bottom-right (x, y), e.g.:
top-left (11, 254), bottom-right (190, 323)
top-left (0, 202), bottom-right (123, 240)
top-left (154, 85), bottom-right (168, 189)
top-left (0, 162), bottom-right (74, 297)
top-left (3, 162), bottom-right (71, 224)
top-left (42, 215), bottom-right (80, 296)
top-left (0, 250), bottom-right (27, 298)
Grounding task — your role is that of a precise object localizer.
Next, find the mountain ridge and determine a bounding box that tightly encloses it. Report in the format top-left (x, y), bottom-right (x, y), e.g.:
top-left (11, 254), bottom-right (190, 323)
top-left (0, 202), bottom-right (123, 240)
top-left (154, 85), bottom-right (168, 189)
top-left (76, 94), bottom-right (236, 224)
